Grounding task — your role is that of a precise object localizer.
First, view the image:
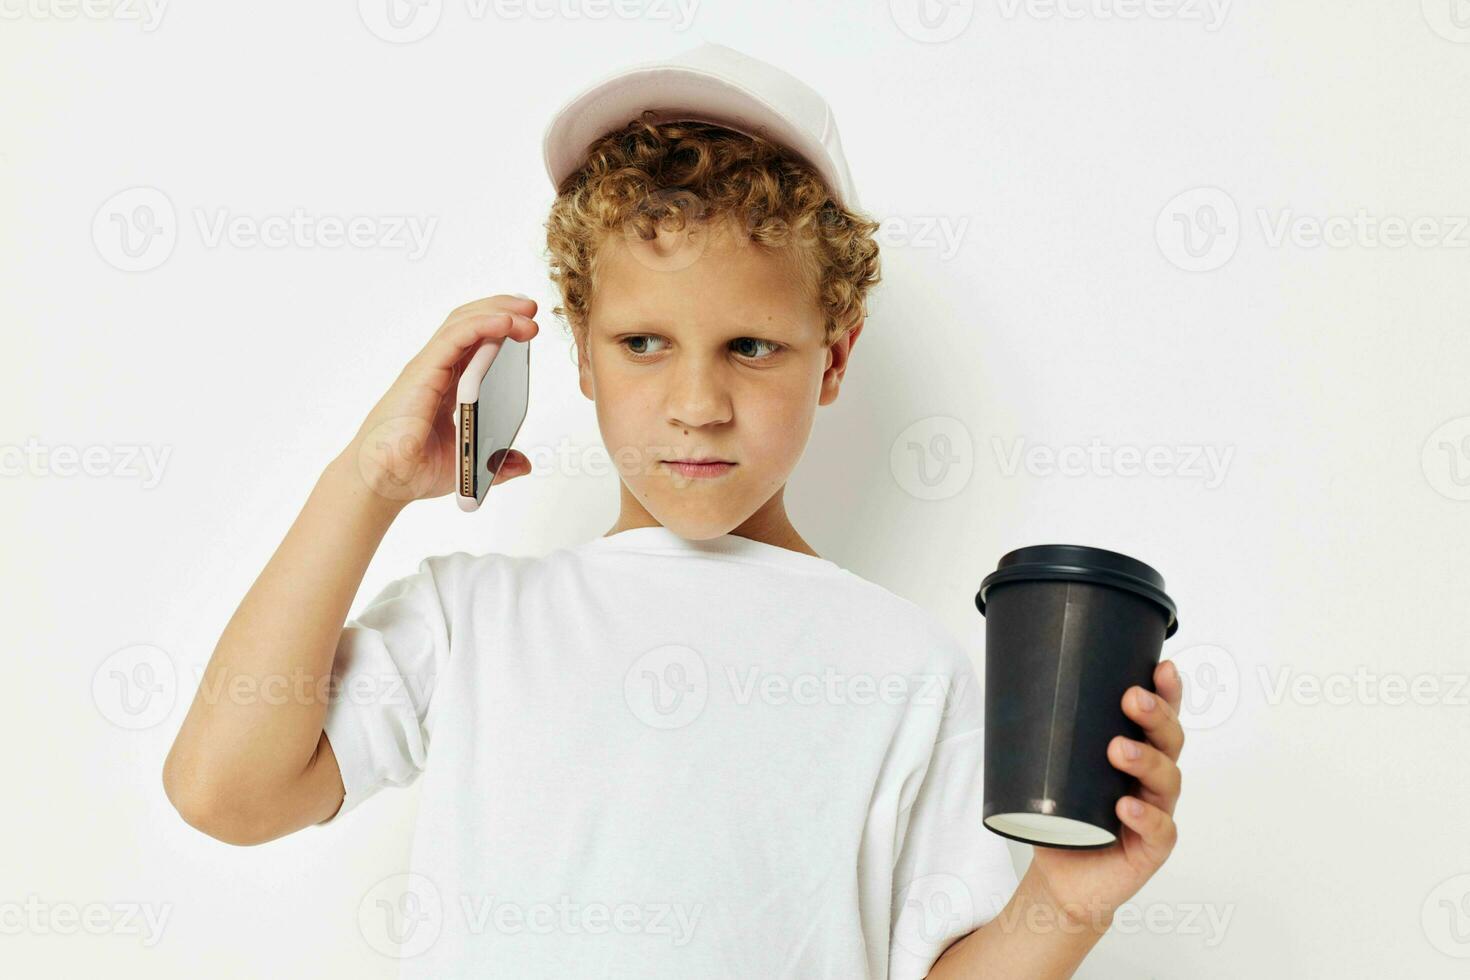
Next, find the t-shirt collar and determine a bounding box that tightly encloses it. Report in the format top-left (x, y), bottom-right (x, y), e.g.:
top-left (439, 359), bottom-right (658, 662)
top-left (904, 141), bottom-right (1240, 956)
top-left (581, 525), bottom-right (843, 574)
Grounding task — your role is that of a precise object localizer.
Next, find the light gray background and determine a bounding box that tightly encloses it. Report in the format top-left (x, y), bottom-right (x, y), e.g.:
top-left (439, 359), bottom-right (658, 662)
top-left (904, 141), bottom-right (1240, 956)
top-left (4, 1), bottom-right (1469, 976)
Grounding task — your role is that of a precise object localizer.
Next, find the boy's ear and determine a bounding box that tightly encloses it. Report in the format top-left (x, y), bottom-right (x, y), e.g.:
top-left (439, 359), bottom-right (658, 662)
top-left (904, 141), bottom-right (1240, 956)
top-left (818, 316), bottom-right (864, 406)
top-left (576, 332), bottom-right (595, 401)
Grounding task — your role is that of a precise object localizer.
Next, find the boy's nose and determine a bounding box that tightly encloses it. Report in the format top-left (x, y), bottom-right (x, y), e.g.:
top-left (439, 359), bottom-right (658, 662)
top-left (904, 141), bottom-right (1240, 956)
top-left (663, 363), bottom-right (733, 430)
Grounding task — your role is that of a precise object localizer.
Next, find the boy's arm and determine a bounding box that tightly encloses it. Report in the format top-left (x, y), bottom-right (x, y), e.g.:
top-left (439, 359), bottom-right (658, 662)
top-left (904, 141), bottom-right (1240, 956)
top-left (161, 452), bottom-right (406, 845)
top-left (924, 865), bottom-right (1110, 979)
top-left (161, 295), bottom-right (540, 846)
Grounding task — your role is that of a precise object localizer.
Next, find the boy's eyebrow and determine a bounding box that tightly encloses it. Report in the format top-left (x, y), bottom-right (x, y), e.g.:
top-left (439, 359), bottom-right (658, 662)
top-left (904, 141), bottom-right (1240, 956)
top-left (593, 314), bottom-right (663, 333)
top-left (596, 311), bottom-right (803, 335)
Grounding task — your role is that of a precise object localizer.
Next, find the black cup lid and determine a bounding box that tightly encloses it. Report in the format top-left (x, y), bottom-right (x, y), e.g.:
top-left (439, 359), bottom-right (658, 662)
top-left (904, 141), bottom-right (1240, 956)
top-left (975, 543), bottom-right (1179, 638)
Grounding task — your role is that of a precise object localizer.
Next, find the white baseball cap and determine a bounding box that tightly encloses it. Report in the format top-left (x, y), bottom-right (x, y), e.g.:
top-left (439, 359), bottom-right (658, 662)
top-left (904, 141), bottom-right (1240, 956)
top-left (541, 41), bottom-right (860, 211)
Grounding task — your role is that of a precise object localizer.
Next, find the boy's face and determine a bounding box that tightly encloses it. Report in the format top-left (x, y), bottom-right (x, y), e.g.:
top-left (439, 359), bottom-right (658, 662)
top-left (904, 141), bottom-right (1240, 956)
top-left (578, 214), bottom-right (861, 540)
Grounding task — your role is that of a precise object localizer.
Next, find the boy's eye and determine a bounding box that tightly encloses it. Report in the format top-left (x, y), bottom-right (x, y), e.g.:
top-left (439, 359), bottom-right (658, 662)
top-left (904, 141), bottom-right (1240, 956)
top-left (622, 335), bottom-right (669, 357)
top-left (619, 335), bottom-right (782, 361)
top-left (730, 337), bottom-right (781, 360)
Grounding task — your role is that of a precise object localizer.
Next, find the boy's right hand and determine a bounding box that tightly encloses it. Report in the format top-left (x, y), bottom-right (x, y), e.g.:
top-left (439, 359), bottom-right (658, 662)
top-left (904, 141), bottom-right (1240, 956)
top-left (345, 295), bottom-right (540, 505)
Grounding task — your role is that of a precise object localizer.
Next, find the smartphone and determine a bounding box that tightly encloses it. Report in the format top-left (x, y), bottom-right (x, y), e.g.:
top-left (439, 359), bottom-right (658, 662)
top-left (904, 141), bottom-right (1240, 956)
top-left (454, 335), bottom-right (530, 511)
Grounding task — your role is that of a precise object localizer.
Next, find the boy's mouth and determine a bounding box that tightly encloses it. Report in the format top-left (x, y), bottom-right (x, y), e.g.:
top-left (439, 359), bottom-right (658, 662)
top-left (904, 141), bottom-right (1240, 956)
top-left (662, 458), bottom-right (737, 478)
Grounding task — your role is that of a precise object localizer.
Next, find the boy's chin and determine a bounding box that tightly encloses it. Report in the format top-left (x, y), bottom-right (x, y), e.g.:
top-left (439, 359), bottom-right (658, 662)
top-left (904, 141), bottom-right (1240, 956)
top-left (652, 517), bottom-right (740, 542)
top-left (639, 502), bottom-right (749, 543)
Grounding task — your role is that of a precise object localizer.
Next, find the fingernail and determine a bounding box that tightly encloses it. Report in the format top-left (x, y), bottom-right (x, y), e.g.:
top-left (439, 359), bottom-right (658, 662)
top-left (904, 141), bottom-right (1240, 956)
top-left (1138, 690), bottom-right (1156, 711)
top-left (512, 292), bottom-right (532, 300)
top-left (1123, 739), bottom-right (1141, 760)
top-left (1126, 798), bottom-right (1144, 817)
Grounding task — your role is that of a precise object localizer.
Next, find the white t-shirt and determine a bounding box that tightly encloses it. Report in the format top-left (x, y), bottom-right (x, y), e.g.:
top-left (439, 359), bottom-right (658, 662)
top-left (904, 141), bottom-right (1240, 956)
top-left (316, 525), bottom-right (1019, 979)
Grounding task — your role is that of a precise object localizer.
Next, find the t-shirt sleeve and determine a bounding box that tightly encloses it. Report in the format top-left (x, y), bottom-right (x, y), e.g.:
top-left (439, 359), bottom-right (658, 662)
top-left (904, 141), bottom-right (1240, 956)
top-left (887, 670), bottom-right (1021, 978)
top-left (314, 555), bottom-right (454, 826)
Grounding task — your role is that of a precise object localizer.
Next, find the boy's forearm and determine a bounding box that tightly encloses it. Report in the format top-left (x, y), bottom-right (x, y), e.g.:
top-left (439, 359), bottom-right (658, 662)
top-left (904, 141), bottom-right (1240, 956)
top-left (162, 446), bottom-right (404, 828)
top-left (925, 865), bottom-right (1111, 979)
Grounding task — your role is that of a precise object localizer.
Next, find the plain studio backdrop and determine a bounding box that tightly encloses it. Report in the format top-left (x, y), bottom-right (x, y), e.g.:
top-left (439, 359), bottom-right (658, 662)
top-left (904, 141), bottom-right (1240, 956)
top-left (3, 2), bottom-right (1468, 977)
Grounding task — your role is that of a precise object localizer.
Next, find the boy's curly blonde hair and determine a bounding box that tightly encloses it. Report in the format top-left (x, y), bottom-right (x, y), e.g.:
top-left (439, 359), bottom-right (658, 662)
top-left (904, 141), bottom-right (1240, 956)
top-left (542, 111), bottom-right (881, 352)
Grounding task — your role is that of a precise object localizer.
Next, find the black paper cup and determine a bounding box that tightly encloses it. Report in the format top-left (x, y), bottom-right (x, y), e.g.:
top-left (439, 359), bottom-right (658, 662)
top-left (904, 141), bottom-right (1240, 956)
top-left (975, 544), bottom-right (1179, 849)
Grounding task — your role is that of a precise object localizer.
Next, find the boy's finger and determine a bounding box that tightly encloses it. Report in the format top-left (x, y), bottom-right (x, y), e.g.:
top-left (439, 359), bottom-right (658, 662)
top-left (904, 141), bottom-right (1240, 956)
top-left (433, 343), bottom-right (475, 405)
top-left (444, 294), bottom-right (537, 325)
top-left (490, 450), bottom-right (532, 485)
top-left (410, 312), bottom-right (509, 374)
top-left (432, 296), bottom-right (537, 349)
top-left (1155, 660), bottom-right (1184, 717)
top-left (1123, 685), bottom-right (1185, 762)
top-left (1116, 795), bottom-right (1178, 868)
top-left (411, 313), bottom-right (538, 376)
top-left (424, 293), bottom-right (537, 352)
top-left (1108, 736), bottom-right (1182, 815)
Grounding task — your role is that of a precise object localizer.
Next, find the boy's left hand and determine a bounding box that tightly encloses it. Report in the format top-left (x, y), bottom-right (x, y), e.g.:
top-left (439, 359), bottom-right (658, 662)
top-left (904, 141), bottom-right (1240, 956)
top-left (1026, 660), bottom-right (1185, 930)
